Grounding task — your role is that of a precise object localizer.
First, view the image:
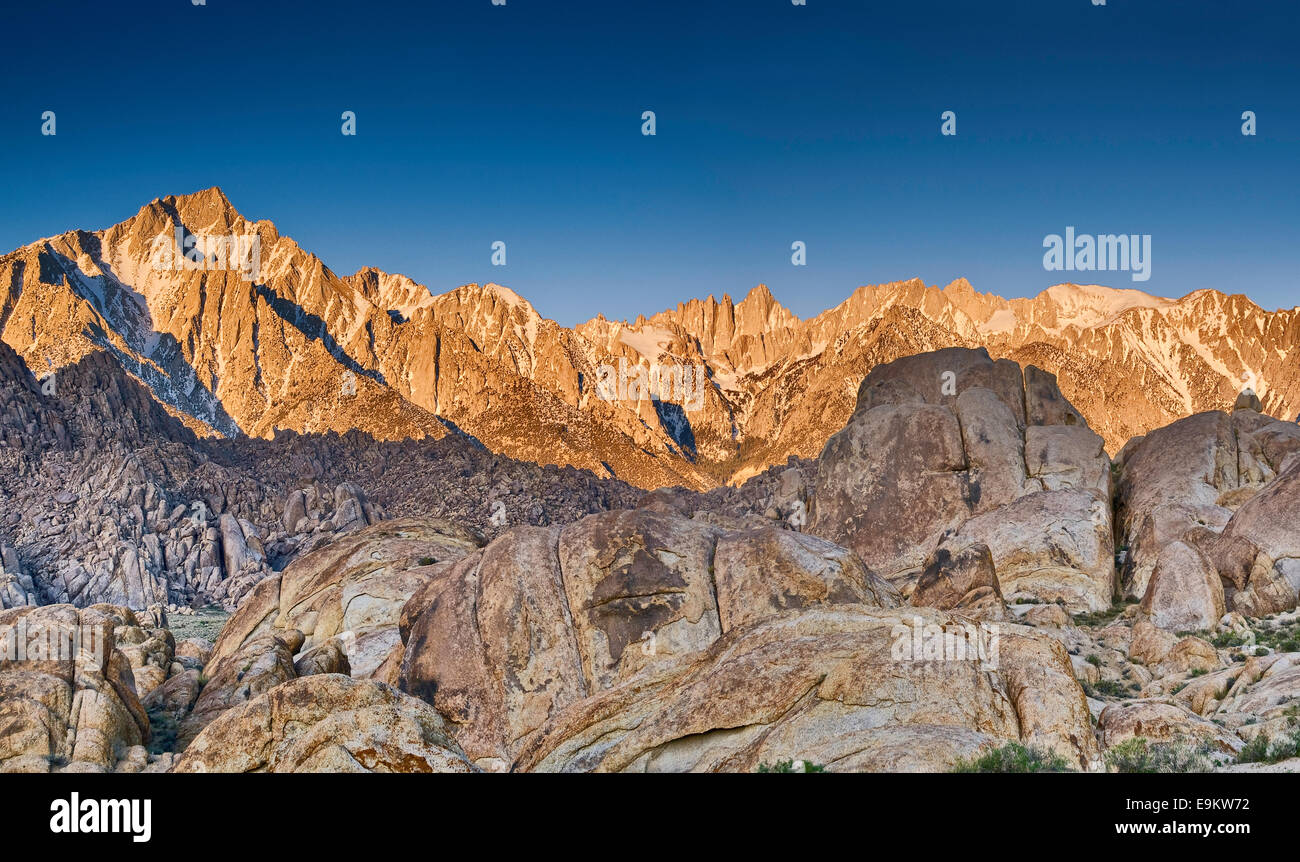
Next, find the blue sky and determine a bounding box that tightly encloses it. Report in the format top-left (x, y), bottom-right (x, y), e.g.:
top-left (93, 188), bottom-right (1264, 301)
top-left (1, 0), bottom-right (1296, 325)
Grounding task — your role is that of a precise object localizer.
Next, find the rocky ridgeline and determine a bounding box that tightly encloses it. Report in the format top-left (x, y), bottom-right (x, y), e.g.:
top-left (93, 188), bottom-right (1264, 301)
top-left (5, 188), bottom-right (1298, 494)
top-left (0, 342), bottom-right (641, 614)
top-left (4, 347), bottom-right (1300, 773)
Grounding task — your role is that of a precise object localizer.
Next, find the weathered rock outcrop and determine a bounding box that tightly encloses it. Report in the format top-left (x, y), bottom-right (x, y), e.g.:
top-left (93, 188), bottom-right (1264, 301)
top-left (1209, 457), bottom-right (1300, 617)
top-left (911, 544), bottom-right (1005, 620)
top-left (0, 604), bottom-right (152, 772)
top-left (176, 630), bottom-right (301, 749)
top-left (1116, 409), bottom-right (1300, 599)
top-left (1097, 699), bottom-right (1243, 754)
top-left (809, 347), bottom-right (1114, 611)
top-left (1139, 541), bottom-right (1225, 632)
top-left (110, 611), bottom-right (176, 699)
top-left (398, 508), bottom-right (902, 770)
top-left (1118, 410), bottom-right (1300, 627)
top-left (173, 674), bottom-right (474, 773)
top-left (206, 518), bottom-right (482, 679)
top-left (515, 607), bottom-right (1098, 773)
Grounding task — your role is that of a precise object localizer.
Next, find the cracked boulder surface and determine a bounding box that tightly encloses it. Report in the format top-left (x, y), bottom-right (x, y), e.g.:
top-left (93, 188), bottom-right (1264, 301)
top-left (173, 674), bottom-right (474, 773)
top-left (1116, 407), bottom-right (1300, 626)
top-left (808, 347), bottom-right (1114, 611)
top-left (0, 603), bottom-right (156, 773)
top-left (513, 607), bottom-right (1098, 773)
top-left (203, 517), bottom-right (483, 681)
top-left (1115, 408), bottom-right (1300, 601)
top-left (396, 508), bottom-right (905, 770)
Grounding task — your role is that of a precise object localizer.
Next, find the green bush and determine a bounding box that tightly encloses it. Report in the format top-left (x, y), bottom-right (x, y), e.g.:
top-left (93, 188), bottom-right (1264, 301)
top-left (1237, 728), bottom-right (1300, 765)
top-left (1083, 679), bottom-right (1129, 699)
top-left (1215, 618), bottom-right (1300, 653)
top-left (1104, 737), bottom-right (1216, 773)
top-left (1211, 631), bottom-right (1249, 648)
top-left (757, 759), bottom-right (827, 773)
top-left (147, 707), bottom-right (179, 755)
top-left (951, 742), bottom-right (1074, 773)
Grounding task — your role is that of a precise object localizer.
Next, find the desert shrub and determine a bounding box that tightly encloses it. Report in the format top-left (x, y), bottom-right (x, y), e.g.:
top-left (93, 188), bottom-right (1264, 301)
top-left (951, 742), bottom-right (1074, 773)
top-left (1104, 737), bottom-right (1216, 773)
top-left (757, 759), bottom-right (827, 773)
top-left (1237, 728), bottom-right (1300, 765)
top-left (147, 707), bottom-right (179, 755)
top-left (1084, 679), bottom-right (1129, 699)
top-left (1211, 630), bottom-right (1248, 648)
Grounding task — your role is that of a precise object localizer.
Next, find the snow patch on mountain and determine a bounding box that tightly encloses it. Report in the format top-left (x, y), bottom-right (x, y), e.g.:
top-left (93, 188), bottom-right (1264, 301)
top-left (1040, 283), bottom-right (1175, 332)
top-left (618, 326), bottom-right (675, 360)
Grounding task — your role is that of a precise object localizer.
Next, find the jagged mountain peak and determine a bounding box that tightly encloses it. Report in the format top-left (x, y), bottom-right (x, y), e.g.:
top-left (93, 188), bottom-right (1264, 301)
top-left (343, 267), bottom-right (435, 318)
top-left (431, 282), bottom-right (543, 320)
top-left (735, 283), bottom-right (800, 327)
top-left (1, 190), bottom-right (1296, 493)
top-left (482, 282), bottom-right (535, 310)
top-left (167, 184), bottom-right (235, 210)
top-left (1037, 281), bottom-right (1176, 321)
top-left (143, 186), bottom-right (245, 233)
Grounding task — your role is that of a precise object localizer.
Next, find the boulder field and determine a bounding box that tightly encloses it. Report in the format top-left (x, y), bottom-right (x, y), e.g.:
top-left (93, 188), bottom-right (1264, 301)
top-left (5, 348), bottom-right (1300, 773)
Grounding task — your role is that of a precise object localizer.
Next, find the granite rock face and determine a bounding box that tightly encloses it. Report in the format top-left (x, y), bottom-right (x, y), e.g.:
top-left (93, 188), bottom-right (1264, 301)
top-left (1117, 409), bottom-right (1300, 626)
top-left (173, 674), bottom-right (474, 773)
top-left (515, 608), bottom-right (1098, 773)
top-left (0, 604), bottom-right (157, 773)
top-left (809, 348), bottom-right (1114, 611)
top-left (397, 509), bottom-right (904, 770)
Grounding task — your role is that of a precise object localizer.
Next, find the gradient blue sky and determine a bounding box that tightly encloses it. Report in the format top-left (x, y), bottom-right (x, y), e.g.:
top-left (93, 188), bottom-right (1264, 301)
top-left (1, 0), bottom-right (1296, 326)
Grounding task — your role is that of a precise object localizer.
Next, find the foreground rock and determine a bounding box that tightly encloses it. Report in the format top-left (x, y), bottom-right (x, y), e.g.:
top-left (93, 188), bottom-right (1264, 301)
top-left (176, 629), bottom-right (302, 750)
top-left (1209, 457), bottom-right (1300, 617)
top-left (206, 518), bottom-right (482, 680)
top-left (173, 674), bottom-right (474, 773)
top-left (910, 544), bottom-right (1005, 620)
top-left (1097, 699), bottom-right (1243, 755)
top-left (1118, 410), bottom-right (1300, 629)
top-left (399, 508), bottom-right (901, 770)
top-left (515, 607), bottom-right (1098, 773)
top-left (0, 604), bottom-right (152, 772)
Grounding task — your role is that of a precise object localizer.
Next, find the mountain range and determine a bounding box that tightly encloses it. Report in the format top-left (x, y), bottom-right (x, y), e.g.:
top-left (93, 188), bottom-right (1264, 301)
top-left (3, 187), bottom-right (1296, 490)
